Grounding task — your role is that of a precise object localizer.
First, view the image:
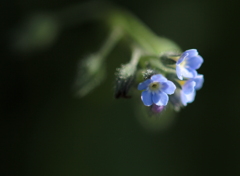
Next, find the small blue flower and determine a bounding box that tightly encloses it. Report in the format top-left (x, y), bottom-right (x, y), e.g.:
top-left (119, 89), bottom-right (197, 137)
top-left (138, 74), bottom-right (176, 106)
top-left (176, 49), bottom-right (203, 80)
top-left (180, 74), bottom-right (204, 105)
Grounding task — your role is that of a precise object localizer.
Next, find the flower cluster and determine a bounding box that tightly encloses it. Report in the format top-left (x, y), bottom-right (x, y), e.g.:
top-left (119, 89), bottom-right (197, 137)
top-left (73, 4), bottom-right (204, 118)
top-left (138, 49), bottom-right (204, 113)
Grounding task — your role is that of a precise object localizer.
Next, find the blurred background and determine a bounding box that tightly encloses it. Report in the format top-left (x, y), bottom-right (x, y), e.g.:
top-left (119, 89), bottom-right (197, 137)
top-left (1, 0), bottom-right (240, 176)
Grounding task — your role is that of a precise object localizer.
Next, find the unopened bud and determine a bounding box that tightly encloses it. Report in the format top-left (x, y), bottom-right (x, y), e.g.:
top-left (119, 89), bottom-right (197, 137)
top-left (151, 104), bottom-right (165, 114)
top-left (115, 63), bottom-right (135, 98)
top-left (142, 69), bottom-right (158, 80)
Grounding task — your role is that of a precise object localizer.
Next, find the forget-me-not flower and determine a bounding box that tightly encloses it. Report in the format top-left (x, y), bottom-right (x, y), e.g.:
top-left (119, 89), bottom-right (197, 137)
top-left (176, 49), bottom-right (203, 80)
top-left (138, 74), bottom-right (176, 106)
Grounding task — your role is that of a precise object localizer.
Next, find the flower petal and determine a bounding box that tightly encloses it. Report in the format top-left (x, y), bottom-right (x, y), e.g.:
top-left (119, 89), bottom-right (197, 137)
top-left (152, 92), bottom-right (161, 104)
top-left (151, 74), bottom-right (167, 82)
top-left (155, 91), bottom-right (169, 106)
top-left (182, 80), bottom-right (196, 94)
top-left (176, 65), bottom-right (183, 80)
top-left (185, 91), bottom-right (196, 103)
top-left (182, 67), bottom-right (197, 78)
top-left (177, 52), bottom-right (188, 64)
top-left (180, 92), bottom-right (188, 106)
top-left (176, 65), bottom-right (196, 79)
top-left (177, 49), bottom-right (198, 64)
top-left (187, 55), bottom-right (203, 69)
top-left (161, 81), bottom-right (176, 94)
top-left (141, 91), bottom-right (153, 106)
top-left (181, 86), bottom-right (196, 106)
top-left (185, 49), bottom-right (198, 57)
top-left (194, 74), bottom-right (204, 90)
top-left (137, 79), bottom-right (152, 90)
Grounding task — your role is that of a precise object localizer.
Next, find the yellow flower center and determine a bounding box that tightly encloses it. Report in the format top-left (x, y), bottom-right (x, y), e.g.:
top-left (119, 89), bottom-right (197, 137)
top-left (149, 82), bottom-right (160, 91)
top-left (177, 80), bottom-right (187, 86)
top-left (169, 56), bottom-right (180, 61)
top-left (180, 59), bottom-right (187, 67)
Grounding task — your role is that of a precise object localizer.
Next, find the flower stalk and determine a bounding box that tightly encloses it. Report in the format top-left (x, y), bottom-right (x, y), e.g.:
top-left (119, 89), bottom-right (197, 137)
top-left (56, 1), bottom-right (205, 115)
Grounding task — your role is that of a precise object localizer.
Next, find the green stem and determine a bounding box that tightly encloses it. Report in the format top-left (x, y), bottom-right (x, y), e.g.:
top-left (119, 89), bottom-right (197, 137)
top-left (129, 47), bottom-right (142, 67)
top-left (57, 1), bottom-right (181, 54)
top-left (106, 10), bottom-right (181, 54)
top-left (97, 28), bottom-right (123, 61)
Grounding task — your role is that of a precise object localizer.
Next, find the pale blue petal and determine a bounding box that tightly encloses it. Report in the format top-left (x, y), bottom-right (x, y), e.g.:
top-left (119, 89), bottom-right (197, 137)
top-left (180, 92), bottom-right (188, 106)
top-left (185, 91), bottom-right (196, 103)
top-left (185, 49), bottom-right (198, 57)
top-left (177, 49), bottom-right (197, 64)
top-left (161, 81), bottom-right (176, 94)
top-left (152, 92), bottom-right (161, 104)
top-left (141, 91), bottom-right (153, 106)
top-left (177, 65), bottom-right (196, 79)
top-left (176, 65), bottom-right (183, 80)
top-left (194, 74), bottom-right (204, 90)
top-left (155, 92), bottom-right (169, 106)
top-left (138, 79), bottom-right (152, 90)
top-left (151, 74), bottom-right (167, 82)
top-left (182, 67), bottom-right (197, 78)
top-left (187, 55), bottom-right (203, 69)
top-left (182, 80), bottom-right (196, 94)
top-left (177, 52), bottom-right (188, 64)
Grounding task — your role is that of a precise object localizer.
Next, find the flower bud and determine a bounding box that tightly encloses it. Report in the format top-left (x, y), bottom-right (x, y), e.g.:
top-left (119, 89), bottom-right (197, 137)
top-left (75, 54), bottom-right (106, 97)
top-left (142, 69), bottom-right (158, 80)
top-left (151, 104), bottom-right (165, 114)
top-left (115, 63), bottom-right (135, 98)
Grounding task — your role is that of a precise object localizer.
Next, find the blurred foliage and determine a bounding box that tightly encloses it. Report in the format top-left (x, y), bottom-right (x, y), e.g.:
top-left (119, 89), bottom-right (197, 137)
top-left (12, 13), bottom-right (60, 52)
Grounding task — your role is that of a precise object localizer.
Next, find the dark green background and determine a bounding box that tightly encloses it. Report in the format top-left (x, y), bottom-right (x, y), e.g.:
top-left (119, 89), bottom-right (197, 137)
top-left (1, 0), bottom-right (240, 175)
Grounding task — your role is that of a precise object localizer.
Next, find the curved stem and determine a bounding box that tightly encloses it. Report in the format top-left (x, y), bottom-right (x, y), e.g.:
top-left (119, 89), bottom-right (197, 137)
top-left (56, 1), bottom-right (181, 54)
top-left (107, 10), bottom-right (180, 54)
top-left (97, 28), bottom-right (123, 61)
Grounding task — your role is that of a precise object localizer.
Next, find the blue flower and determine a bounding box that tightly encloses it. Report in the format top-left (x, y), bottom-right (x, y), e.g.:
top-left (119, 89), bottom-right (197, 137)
top-left (180, 74), bottom-right (204, 106)
top-left (138, 74), bottom-right (176, 106)
top-left (176, 49), bottom-right (203, 80)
